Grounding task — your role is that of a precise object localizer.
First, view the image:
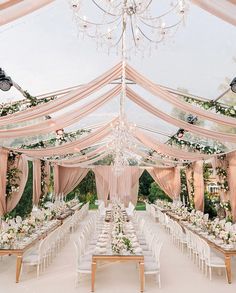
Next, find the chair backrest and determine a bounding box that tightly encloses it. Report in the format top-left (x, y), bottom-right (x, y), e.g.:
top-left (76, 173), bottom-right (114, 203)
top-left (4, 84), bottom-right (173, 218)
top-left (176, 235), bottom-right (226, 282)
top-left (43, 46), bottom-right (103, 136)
top-left (201, 239), bottom-right (211, 262)
top-left (154, 240), bottom-right (163, 266)
top-left (74, 239), bottom-right (82, 265)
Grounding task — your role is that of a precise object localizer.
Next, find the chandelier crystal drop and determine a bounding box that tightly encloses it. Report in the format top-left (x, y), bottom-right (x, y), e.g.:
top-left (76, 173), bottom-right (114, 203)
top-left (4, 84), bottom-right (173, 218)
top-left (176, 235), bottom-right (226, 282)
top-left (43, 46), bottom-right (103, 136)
top-left (69, 0), bottom-right (188, 57)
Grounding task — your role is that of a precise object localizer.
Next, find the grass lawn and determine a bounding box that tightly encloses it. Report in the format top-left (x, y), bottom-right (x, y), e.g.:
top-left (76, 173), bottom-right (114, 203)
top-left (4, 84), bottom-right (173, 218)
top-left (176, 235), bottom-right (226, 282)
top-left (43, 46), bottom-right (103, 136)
top-left (135, 201), bottom-right (146, 211)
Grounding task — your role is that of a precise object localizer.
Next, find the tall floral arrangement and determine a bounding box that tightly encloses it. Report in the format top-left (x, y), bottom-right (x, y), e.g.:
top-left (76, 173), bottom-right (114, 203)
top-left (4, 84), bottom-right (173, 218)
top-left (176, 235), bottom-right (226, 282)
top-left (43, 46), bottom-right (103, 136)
top-left (6, 151), bottom-right (22, 199)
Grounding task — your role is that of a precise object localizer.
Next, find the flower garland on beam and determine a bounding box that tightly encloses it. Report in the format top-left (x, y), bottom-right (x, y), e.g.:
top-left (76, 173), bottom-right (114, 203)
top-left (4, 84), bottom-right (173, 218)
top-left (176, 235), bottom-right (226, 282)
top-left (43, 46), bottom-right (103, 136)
top-left (0, 92), bottom-right (55, 117)
top-left (168, 136), bottom-right (225, 155)
top-left (6, 151), bottom-right (22, 199)
top-left (20, 129), bottom-right (89, 149)
top-left (183, 96), bottom-right (236, 117)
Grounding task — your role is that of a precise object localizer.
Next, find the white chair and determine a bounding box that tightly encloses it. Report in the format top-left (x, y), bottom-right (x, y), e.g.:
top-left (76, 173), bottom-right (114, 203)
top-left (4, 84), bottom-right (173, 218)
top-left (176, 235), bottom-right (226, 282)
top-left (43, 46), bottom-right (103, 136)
top-left (201, 239), bottom-right (226, 280)
top-left (74, 240), bottom-right (91, 286)
top-left (23, 238), bottom-right (48, 277)
top-left (126, 202), bottom-right (135, 217)
top-left (144, 239), bottom-right (163, 288)
top-left (98, 201), bottom-right (106, 217)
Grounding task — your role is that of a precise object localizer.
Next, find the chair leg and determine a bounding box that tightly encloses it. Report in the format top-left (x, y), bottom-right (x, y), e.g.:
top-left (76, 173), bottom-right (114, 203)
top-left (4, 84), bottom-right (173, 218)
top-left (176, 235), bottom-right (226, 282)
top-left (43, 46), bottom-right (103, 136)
top-left (205, 264), bottom-right (208, 277)
top-left (209, 267), bottom-right (212, 281)
top-left (37, 264), bottom-right (40, 278)
top-left (156, 272), bottom-right (161, 289)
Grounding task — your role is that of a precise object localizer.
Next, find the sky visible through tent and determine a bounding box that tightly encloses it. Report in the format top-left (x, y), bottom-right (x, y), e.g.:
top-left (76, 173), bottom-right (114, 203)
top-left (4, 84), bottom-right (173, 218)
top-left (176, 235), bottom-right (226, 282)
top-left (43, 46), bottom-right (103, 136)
top-left (0, 0), bottom-right (236, 162)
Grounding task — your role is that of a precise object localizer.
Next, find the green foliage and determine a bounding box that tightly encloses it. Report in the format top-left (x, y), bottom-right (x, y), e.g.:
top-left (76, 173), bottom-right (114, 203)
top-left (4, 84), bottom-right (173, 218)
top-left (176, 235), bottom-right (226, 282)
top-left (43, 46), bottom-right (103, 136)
top-left (7, 161), bottom-right (33, 219)
top-left (0, 93), bottom-right (55, 117)
top-left (180, 169), bottom-right (188, 205)
top-left (204, 192), bottom-right (218, 218)
top-left (135, 201), bottom-right (146, 211)
top-left (184, 96), bottom-right (236, 117)
top-left (20, 129), bottom-right (89, 149)
top-left (94, 154), bottom-right (114, 165)
top-left (139, 170), bottom-right (154, 197)
top-left (148, 182), bottom-right (171, 203)
top-left (78, 192), bottom-right (97, 204)
top-left (168, 135), bottom-right (225, 155)
top-left (67, 171), bottom-right (97, 204)
top-left (77, 170), bottom-right (97, 195)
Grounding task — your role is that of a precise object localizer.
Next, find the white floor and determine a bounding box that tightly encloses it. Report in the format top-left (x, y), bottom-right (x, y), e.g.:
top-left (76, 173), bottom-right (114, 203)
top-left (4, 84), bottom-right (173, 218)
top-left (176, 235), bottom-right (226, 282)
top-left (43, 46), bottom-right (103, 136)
top-left (1, 211), bottom-right (236, 293)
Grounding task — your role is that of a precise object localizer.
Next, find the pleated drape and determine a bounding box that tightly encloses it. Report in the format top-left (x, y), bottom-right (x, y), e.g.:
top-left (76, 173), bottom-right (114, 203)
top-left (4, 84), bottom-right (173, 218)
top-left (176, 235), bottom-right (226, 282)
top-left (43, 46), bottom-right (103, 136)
top-left (148, 167), bottom-right (181, 200)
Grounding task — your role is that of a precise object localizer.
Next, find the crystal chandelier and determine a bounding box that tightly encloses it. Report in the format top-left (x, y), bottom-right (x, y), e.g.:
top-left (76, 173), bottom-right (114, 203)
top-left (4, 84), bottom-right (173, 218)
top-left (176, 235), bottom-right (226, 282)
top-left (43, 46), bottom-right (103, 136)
top-left (109, 118), bottom-right (136, 175)
top-left (70, 0), bottom-right (188, 56)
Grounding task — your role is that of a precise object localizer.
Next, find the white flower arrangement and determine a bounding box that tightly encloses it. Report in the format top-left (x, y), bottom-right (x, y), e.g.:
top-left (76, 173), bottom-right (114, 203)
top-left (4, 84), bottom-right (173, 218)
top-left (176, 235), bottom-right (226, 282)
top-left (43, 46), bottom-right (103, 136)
top-left (156, 199), bottom-right (236, 246)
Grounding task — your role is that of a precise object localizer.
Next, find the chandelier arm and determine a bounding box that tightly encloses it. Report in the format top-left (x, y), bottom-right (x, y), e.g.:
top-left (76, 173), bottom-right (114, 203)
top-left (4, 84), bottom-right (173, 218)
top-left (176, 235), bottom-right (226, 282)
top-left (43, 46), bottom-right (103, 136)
top-left (110, 22), bottom-right (126, 49)
top-left (137, 26), bottom-right (164, 43)
top-left (91, 0), bottom-right (122, 17)
top-left (78, 19), bottom-right (122, 40)
top-left (76, 15), bottom-right (121, 26)
top-left (136, 0), bottom-right (153, 15)
top-left (139, 2), bottom-right (179, 20)
top-left (139, 18), bottom-right (183, 30)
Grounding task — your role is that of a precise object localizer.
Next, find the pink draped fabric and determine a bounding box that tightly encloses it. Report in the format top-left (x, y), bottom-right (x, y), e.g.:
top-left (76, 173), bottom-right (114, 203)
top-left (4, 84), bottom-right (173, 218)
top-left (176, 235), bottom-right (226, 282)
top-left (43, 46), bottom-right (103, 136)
top-left (66, 152), bottom-right (108, 168)
top-left (192, 0), bottom-right (236, 26)
top-left (55, 145), bottom-right (107, 166)
top-left (192, 161), bottom-right (205, 212)
top-left (0, 63), bottom-right (121, 126)
top-left (130, 169), bottom-right (143, 204)
top-left (53, 164), bottom-right (60, 195)
top-left (95, 166), bottom-right (142, 206)
top-left (0, 0), bottom-right (54, 26)
top-left (0, 85), bottom-right (121, 138)
top-left (115, 167), bottom-right (142, 206)
top-left (126, 65), bottom-right (236, 128)
top-left (134, 128), bottom-right (210, 161)
top-left (33, 159), bottom-right (42, 205)
top-left (0, 148), bottom-right (9, 216)
top-left (94, 166), bottom-right (111, 205)
top-left (127, 87), bottom-right (236, 144)
top-left (6, 155), bottom-right (29, 212)
top-left (227, 151), bottom-right (236, 221)
top-left (116, 167), bottom-right (141, 206)
top-left (54, 166), bottom-right (88, 196)
top-left (0, 151), bottom-right (29, 216)
top-left (148, 167), bottom-right (181, 200)
top-left (13, 119), bottom-right (116, 157)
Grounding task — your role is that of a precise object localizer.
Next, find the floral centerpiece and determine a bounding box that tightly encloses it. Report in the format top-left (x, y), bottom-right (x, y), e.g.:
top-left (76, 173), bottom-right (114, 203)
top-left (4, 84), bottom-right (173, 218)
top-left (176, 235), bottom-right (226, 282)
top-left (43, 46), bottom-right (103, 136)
top-left (110, 202), bottom-right (134, 255)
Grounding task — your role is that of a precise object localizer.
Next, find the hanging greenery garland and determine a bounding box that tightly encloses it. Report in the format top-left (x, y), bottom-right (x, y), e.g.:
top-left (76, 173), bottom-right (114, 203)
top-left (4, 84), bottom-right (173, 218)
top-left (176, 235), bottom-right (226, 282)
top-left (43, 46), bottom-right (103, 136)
top-left (39, 160), bottom-right (49, 207)
top-left (183, 96), bottom-right (236, 117)
top-left (168, 136), bottom-right (225, 155)
top-left (216, 154), bottom-right (229, 192)
top-left (0, 91), bottom-right (55, 117)
top-left (20, 129), bottom-right (89, 149)
top-left (6, 151), bottom-right (22, 199)
top-left (185, 164), bottom-right (195, 209)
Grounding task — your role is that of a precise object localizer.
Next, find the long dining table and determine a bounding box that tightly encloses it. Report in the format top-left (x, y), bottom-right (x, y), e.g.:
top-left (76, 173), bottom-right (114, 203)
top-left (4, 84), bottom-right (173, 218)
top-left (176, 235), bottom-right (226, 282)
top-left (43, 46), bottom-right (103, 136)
top-left (163, 209), bottom-right (236, 284)
top-left (0, 203), bottom-right (82, 283)
top-left (0, 220), bottom-right (60, 283)
top-left (91, 211), bottom-right (145, 292)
